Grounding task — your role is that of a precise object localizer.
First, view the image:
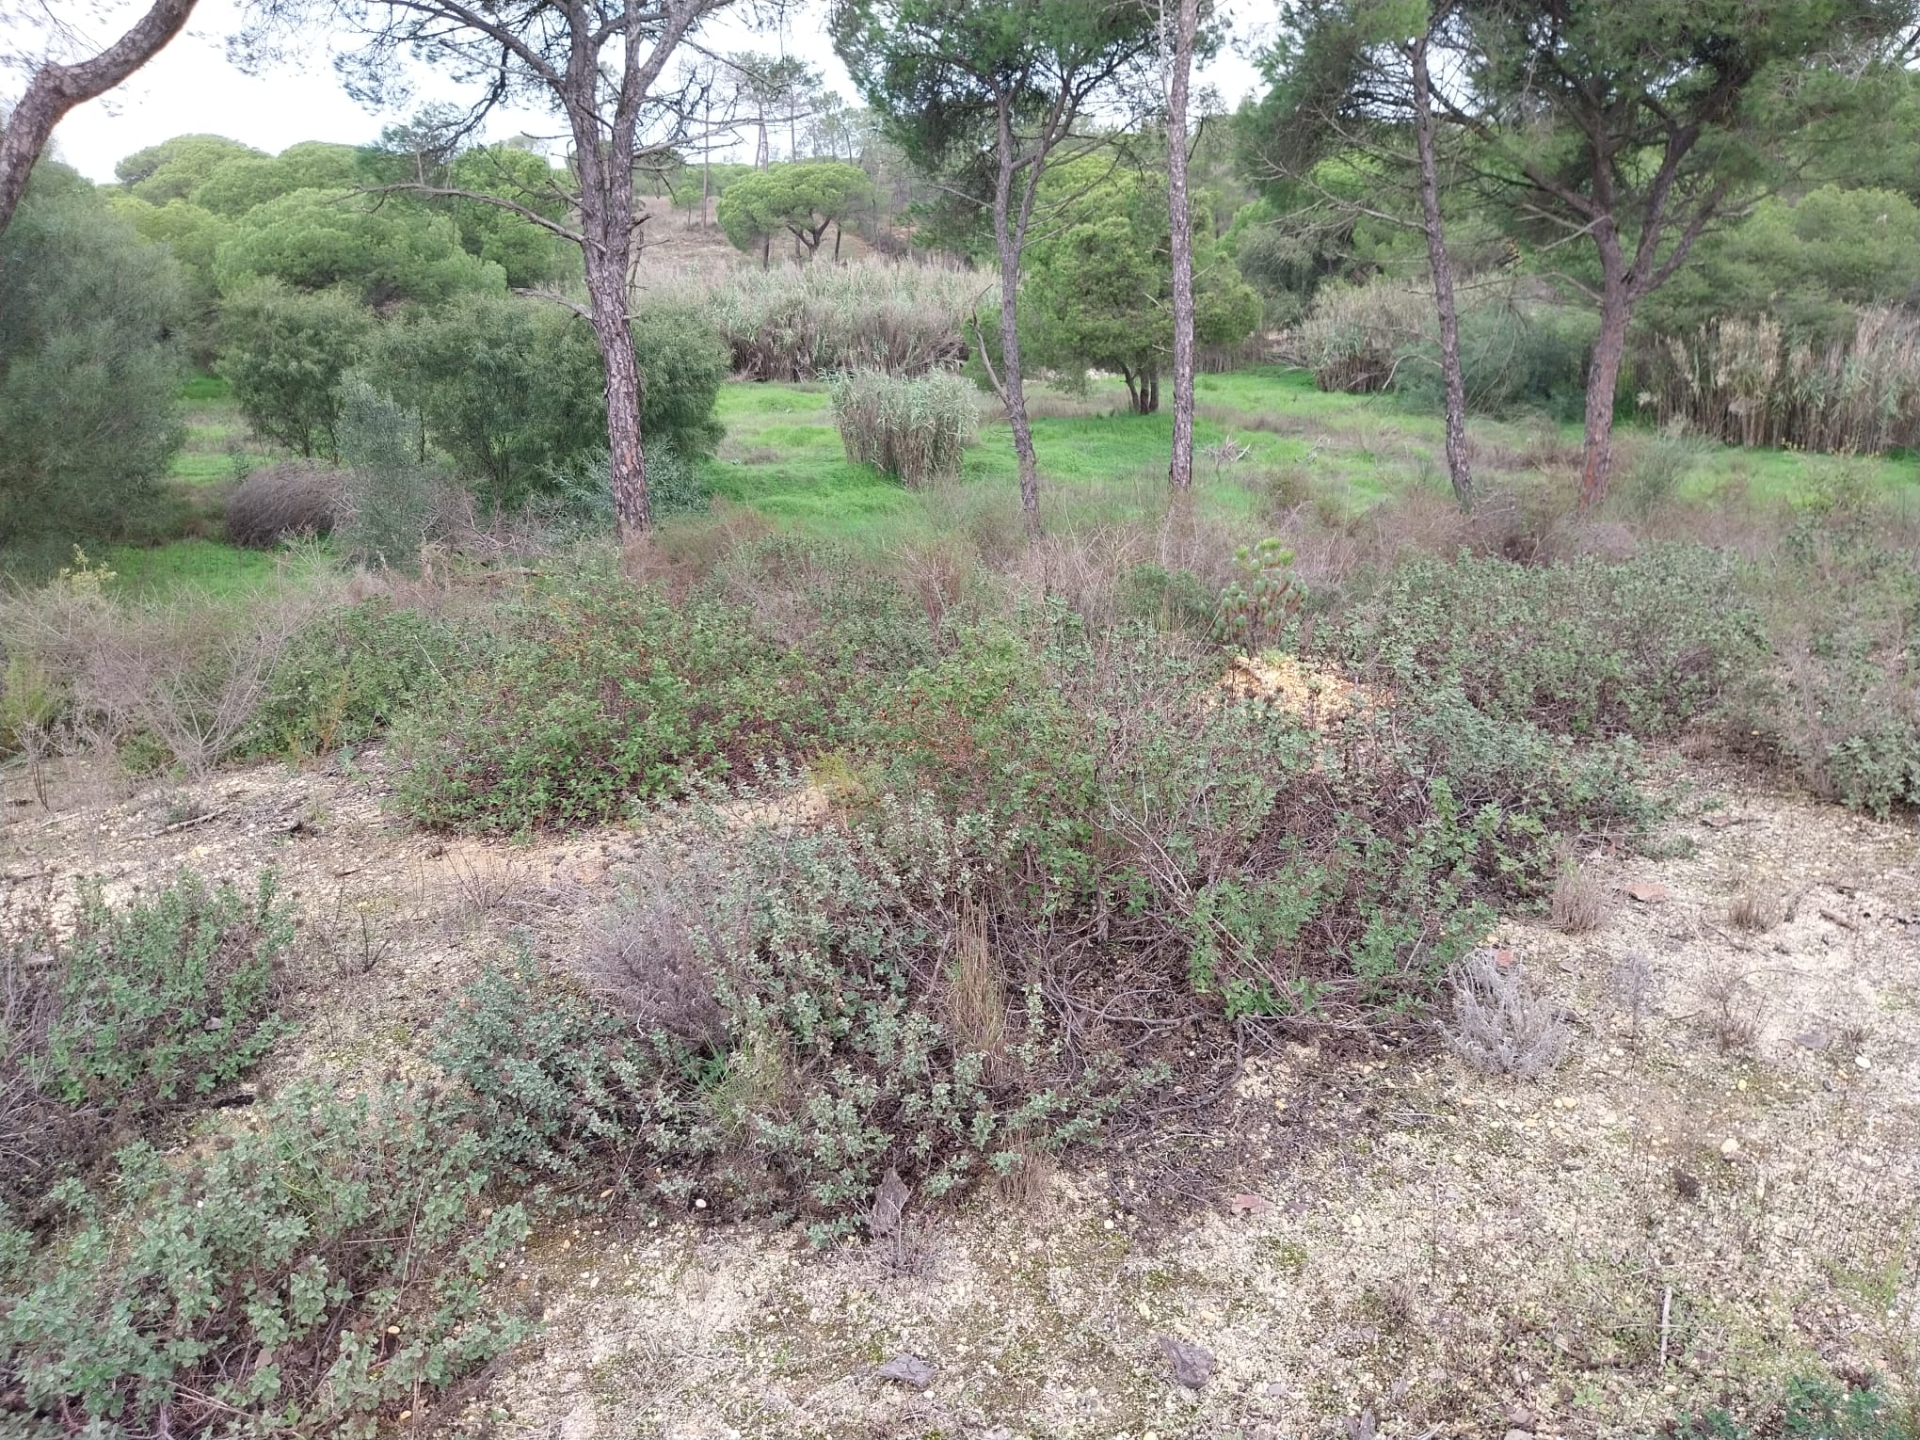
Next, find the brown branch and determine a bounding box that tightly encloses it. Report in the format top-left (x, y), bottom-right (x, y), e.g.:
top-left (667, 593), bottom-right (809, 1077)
top-left (356, 182), bottom-right (586, 245)
top-left (0, 0), bottom-right (200, 237)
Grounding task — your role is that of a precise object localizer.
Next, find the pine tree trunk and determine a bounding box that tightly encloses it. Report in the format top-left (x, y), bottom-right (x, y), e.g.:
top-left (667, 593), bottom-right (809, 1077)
top-left (584, 247), bottom-right (649, 539)
top-left (1580, 280), bottom-right (1631, 511)
top-left (1408, 28), bottom-right (1473, 513)
top-left (1163, 0), bottom-right (1199, 491)
top-left (991, 114), bottom-right (1042, 537)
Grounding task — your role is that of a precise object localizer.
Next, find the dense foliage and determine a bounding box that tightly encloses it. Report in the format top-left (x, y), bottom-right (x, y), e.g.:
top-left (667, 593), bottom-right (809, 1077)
top-left (0, 166), bottom-right (185, 558)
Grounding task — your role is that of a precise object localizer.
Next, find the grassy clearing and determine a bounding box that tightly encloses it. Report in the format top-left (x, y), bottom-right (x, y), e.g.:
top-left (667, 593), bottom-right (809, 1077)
top-left (699, 368), bottom-right (1916, 556)
top-left (102, 538), bottom-right (292, 598)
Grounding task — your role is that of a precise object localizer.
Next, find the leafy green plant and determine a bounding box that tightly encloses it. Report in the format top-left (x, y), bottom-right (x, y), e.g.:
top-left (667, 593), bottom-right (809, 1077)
top-left (0, 1082), bottom-right (530, 1439)
top-left (392, 573), bottom-right (825, 832)
top-left (1678, 1375), bottom-right (1916, 1440)
top-left (1213, 538), bottom-right (1303, 652)
top-left (40, 873), bottom-right (290, 1113)
top-left (1330, 547), bottom-right (1765, 739)
top-left (2, 871), bottom-right (292, 1209)
top-left (245, 598), bottom-right (485, 759)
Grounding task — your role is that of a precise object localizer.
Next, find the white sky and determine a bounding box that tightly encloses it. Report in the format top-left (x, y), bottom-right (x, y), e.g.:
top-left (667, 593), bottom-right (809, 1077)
top-left (31, 0), bottom-right (1271, 182)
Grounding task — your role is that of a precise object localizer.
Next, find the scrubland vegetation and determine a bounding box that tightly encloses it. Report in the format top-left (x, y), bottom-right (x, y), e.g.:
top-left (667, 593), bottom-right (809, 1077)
top-left (3, 0), bottom-right (1920, 1435)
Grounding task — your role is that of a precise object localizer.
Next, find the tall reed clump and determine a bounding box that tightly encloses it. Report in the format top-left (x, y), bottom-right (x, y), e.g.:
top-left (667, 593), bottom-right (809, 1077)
top-left (1640, 308), bottom-right (1920, 455)
top-left (829, 369), bottom-right (978, 488)
top-left (703, 260), bottom-right (977, 380)
top-left (1293, 278), bottom-right (1432, 394)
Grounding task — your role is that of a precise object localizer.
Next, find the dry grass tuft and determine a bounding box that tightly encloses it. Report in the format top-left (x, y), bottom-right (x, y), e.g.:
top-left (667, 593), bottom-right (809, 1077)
top-left (1549, 848), bottom-right (1609, 933)
top-left (945, 896), bottom-right (1007, 1068)
top-left (1727, 889), bottom-right (1784, 932)
top-left (1444, 950), bottom-right (1570, 1079)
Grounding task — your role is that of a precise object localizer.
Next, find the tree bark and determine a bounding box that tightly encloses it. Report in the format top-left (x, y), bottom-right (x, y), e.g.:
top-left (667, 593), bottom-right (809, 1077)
top-left (1407, 24), bottom-right (1473, 513)
top-left (1580, 268), bottom-right (1631, 512)
top-left (0, 0), bottom-right (200, 240)
top-left (991, 104), bottom-right (1043, 537)
top-left (583, 245), bottom-right (648, 539)
top-left (1162, 0), bottom-right (1199, 492)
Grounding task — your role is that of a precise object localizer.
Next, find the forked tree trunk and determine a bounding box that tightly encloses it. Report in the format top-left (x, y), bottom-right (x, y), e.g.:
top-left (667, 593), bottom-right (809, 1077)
top-left (1574, 217), bottom-right (1635, 511)
top-left (1163, 0), bottom-right (1199, 491)
top-left (1408, 28), bottom-right (1473, 513)
top-left (0, 0), bottom-right (200, 239)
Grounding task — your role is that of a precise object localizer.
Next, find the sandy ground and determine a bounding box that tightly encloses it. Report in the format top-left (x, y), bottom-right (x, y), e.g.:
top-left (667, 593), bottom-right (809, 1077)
top-left (4, 752), bottom-right (1916, 1440)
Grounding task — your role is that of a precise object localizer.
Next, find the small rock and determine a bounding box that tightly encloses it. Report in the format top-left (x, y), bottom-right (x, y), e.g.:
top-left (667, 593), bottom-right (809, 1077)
top-left (1507, 1404), bottom-right (1536, 1427)
top-left (1856, 1054), bottom-right (1873, 1071)
top-left (1720, 1137), bottom-right (1740, 1160)
top-left (875, 1353), bottom-right (935, 1390)
top-left (1796, 1030), bottom-right (1831, 1051)
top-left (1505, 1430), bottom-right (1535, 1440)
top-left (1157, 1334), bottom-right (1216, 1389)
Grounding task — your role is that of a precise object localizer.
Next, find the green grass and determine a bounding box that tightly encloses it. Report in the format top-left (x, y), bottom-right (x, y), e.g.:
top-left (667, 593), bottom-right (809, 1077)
top-left (693, 366), bottom-right (1915, 553)
top-left (103, 539), bottom-right (294, 599)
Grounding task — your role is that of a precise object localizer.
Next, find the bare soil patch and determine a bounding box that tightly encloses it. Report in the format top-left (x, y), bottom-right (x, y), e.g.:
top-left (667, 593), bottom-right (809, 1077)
top-left (4, 757), bottom-right (1915, 1439)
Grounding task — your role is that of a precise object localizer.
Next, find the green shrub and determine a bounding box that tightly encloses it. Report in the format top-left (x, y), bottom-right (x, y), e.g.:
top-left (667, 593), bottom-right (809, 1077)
top-left (0, 164), bottom-right (186, 553)
top-left (373, 292), bottom-right (608, 509)
top-left (631, 301), bottom-right (729, 460)
top-left (1329, 548), bottom-right (1765, 739)
top-left (392, 574), bottom-right (824, 832)
top-left (828, 368), bottom-right (977, 487)
top-left (217, 280), bottom-right (373, 459)
top-left (544, 439), bottom-right (711, 531)
top-left (41, 874), bottom-right (290, 1112)
top-left (1117, 562), bottom-right (1218, 635)
top-left (245, 598), bottom-right (486, 759)
top-left (0, 1082), bottom-right (530, 1438)
top-left (435, 796), bottom-right (1134, 1239)
top-left (334, 379), bottom-right (445, 569)
top-left (2, 871), bottom-right (291, 1207)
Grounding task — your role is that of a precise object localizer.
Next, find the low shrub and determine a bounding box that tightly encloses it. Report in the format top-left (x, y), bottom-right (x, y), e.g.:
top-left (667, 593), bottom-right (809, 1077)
top-left (1, 871), bottom-right (292, 1210)
top-left (1726, 546), bottom-right (1920, 816)
top-left (223, 459), bottom-right (342, 547)
top-left (862, 620), bottom-right (1640, 1024)
top-left (544, 439), bottom-right (712, 531)
top-left (391, 572), bottom-right (825, 832)
top-left (244, 597), bottom-right (487, 759)
top-left (828, 368), bottom-right (977, 488)
top-left (435, 796), bottom-right (1133, 1238)
top-left (0, 1081), bottom-right (530, 1438)
top-left (1327, 547), bottom-right (1765, 739)
top-left (1443, 949), bottom-right (1570, 1078)
top-left (1678, 1374), bottom-right (1916, 1440)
